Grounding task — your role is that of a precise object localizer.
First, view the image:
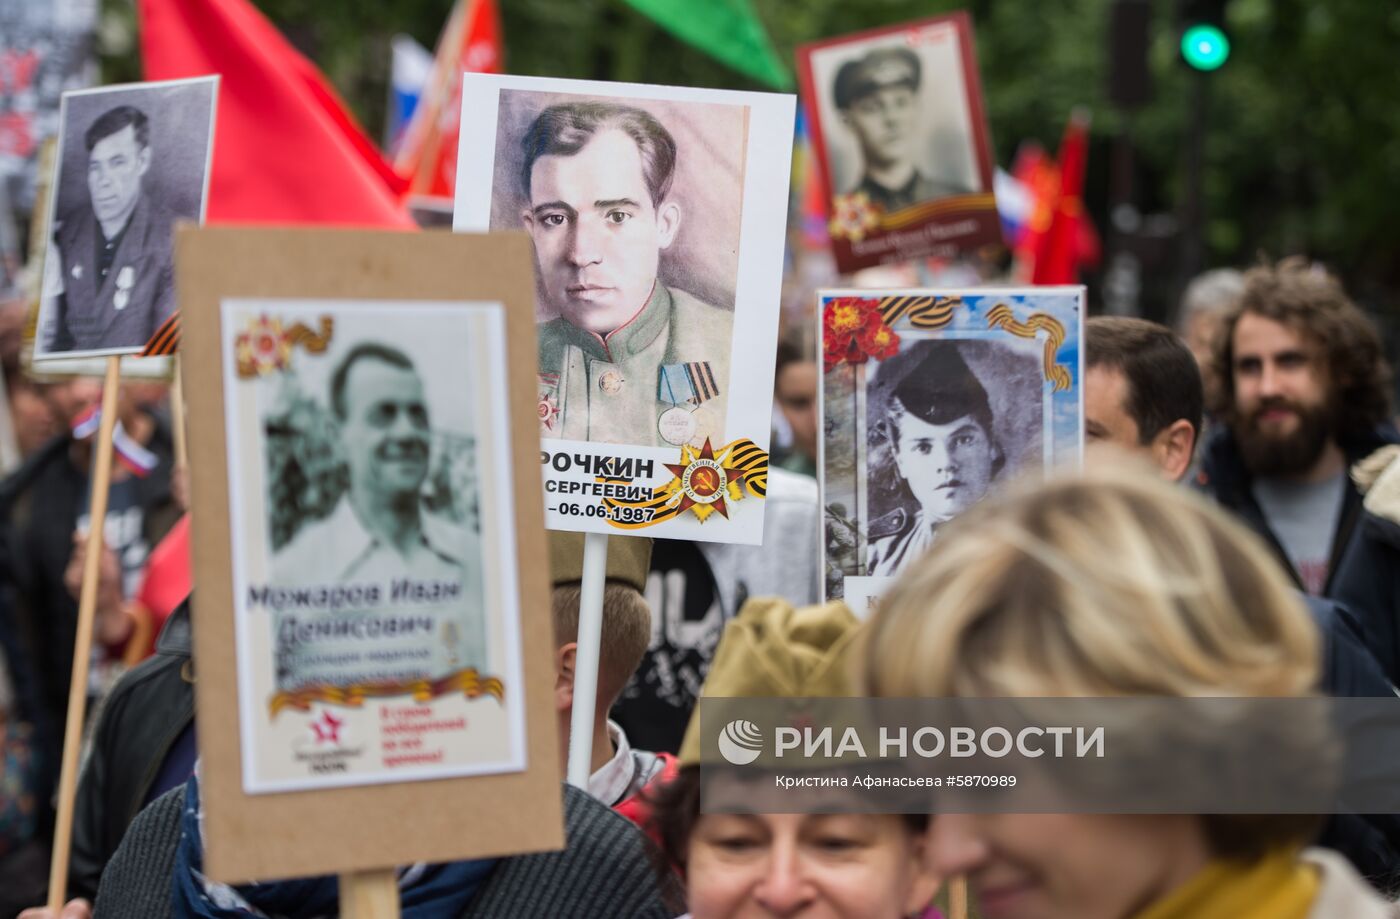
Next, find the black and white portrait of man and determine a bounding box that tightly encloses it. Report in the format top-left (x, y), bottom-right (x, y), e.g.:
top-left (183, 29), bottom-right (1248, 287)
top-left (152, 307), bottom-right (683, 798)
top-left (36, 78), bottom-right (215, 359)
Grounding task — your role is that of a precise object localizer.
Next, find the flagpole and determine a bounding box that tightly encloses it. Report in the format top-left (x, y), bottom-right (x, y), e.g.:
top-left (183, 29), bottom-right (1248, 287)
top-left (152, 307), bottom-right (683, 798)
top-left (47, 356), bottom-right (123, 911)
top-left (399, 0), bottom-right (471, 196)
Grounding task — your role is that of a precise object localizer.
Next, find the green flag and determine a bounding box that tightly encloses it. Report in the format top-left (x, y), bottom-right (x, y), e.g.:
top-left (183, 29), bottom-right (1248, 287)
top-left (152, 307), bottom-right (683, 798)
top-left (620, 0), bottom-right (793, 90)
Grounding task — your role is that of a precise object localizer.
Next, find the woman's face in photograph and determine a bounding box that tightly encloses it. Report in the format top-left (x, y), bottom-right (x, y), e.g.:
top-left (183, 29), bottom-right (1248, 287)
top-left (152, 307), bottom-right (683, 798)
top-left (686, 812), bottom-right (938, 919)
top-left (891, 409), bottom-right (995, 522)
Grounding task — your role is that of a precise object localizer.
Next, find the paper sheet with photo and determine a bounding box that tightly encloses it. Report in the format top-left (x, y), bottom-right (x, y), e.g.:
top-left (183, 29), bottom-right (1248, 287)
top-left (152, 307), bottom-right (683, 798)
top-left (33, 76), bottom-right (217, 362)
top-left (453, 73), bottom-right (794, 545)
top-left (220, 298), bottom-right (527, 793)
top-left (797, 13), bottom-right (1000, 274)
top-left (820, 287), bottom-right (1083, 612)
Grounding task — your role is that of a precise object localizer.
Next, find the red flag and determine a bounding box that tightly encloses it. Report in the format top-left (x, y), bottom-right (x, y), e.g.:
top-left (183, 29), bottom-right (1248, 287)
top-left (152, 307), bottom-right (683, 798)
top-left (139, 0), bottom-right (413, 227)
top-left (393, 0), bottom-right (504, 201)
top-left (1032, 109), bottom-right (1099, 285)
top-left (1009, 142), bottom-right (1057, 281)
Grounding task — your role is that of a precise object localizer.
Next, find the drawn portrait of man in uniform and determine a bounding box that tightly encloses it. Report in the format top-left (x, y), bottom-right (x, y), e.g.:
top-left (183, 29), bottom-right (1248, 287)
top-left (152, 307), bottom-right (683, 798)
top-left (866, 339), bottom-right (1004, 576)
top-left (493, 92), bottom-right (745, 450)
top-left (36, 79), bottom-right (215, 359)
top-left (270, 340), bottom-right (486, 692)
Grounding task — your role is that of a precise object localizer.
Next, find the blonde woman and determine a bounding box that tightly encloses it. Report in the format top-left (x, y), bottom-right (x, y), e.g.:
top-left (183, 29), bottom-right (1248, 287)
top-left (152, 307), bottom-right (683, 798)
top-left (863, 466), bottom-right (1399, 919)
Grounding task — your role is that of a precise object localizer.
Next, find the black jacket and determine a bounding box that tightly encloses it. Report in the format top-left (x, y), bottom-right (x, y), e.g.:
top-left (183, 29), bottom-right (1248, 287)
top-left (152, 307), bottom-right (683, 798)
top-left (1333, 446), bottom-right (1400, 687)
top-left (1197, 424), bottom-right (1399, 597)
top-left (96, 782), bottom-right (679, 918)
top-left (69, 600), bottom-right (194, 900)
top-left (1306, 593), bottom-right (1400, 890)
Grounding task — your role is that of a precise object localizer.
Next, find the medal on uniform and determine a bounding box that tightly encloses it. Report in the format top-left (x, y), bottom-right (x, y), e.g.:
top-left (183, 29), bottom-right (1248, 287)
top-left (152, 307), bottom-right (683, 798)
top-left (657, 363), bottom-right (700, 446)
top-left (114, 265), bottom-right (134, 311)
top-left (679, 361), bottom-right (722, 448)
top-left (538, 372), bottom-right (561, 432)
top-left (599, 369), bottom-right (624, 395)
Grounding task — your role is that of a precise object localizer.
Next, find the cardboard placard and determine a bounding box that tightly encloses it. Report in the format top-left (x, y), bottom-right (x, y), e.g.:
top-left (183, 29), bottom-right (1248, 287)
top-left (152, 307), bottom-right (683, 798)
top-left (820, 287), bottom-right (1084, 611)
top-left (453, 74), bottom-right (795, 545)
top-left (797, 14), bottom-right (1001, 274)
top-left (180, 227), bottom-right (562, 882)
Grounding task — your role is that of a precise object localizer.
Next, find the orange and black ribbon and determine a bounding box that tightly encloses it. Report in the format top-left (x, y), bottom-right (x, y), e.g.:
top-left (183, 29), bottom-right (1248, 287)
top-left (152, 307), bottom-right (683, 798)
top-left (986, 303), bottom-right (1074, 391)
top-left (269, 666), bottom-right (505, 716)
top-left (140, 311), bottom-right (181, 357)
top-left (600, 438), bottom-right (769, 530)
top-left (877, 295), bottom-right (962, 330)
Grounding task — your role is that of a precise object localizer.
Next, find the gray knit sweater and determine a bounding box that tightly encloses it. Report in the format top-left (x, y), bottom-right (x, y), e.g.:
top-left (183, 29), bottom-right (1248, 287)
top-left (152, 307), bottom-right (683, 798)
top-left (94, 783), bottom-right (680, 918)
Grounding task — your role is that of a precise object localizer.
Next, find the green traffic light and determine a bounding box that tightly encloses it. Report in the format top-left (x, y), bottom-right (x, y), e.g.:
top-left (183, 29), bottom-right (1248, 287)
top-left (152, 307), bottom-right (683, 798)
top-left (1181, 24), bottom-right (1230, 70)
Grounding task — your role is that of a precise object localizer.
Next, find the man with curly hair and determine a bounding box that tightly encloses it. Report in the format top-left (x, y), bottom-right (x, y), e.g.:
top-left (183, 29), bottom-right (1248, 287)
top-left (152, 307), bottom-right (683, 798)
top-left (1198, 258), bottom-right (1397, 597)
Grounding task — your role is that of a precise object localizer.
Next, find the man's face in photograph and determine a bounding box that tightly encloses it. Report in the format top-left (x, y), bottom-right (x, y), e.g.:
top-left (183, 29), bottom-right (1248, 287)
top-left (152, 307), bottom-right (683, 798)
top-left (842, 65), bottom-right (918, 171)
top-left (338, 358), bottom-right (432, 503)
top-left (523, 128), bottom-right (681, 335)
top-left (891, 406), bottom-right (994, 522)
top-left (87, 123), bottom-right (149, 227)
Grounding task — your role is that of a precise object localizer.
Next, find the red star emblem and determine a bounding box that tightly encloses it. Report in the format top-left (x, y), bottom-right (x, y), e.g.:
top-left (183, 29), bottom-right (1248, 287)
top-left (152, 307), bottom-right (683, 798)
top-left (665, 438), bottom-right (746, 519)
top-left (310, 709), bottom-right (344, 744)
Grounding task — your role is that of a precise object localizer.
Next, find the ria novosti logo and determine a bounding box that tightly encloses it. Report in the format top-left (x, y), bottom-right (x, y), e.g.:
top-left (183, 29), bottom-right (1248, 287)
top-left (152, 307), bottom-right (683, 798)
top-left (718, 719), bottom-right (764, 765)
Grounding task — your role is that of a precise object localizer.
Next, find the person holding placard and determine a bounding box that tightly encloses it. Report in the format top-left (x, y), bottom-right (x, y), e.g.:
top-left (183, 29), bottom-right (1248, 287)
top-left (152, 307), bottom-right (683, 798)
top-left (523, 102), bottom-right (732, 448)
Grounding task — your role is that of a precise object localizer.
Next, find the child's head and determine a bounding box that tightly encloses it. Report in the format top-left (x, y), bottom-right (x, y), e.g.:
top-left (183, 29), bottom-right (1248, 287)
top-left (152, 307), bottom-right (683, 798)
top-left (548, 534), bottom-right (653, 731)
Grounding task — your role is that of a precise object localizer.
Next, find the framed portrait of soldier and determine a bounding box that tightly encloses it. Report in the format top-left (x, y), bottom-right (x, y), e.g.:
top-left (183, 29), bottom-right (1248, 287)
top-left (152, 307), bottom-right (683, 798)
top-left (179, 228), bottom-right (562, 882)
top-left (820, 287), bottom-right (1083, 612)
top-left (797, 14), bottom-right (1000, 275)
top-left (32, 76), bottom-right (217, 361)
top-left (453, 74), bottom-right (794, 545)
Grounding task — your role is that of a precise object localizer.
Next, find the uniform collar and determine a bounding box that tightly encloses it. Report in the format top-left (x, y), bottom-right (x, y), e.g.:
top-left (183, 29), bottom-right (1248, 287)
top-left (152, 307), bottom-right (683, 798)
top-left (588, 719), bottom-right (636, 806)
top-left (555, 282), bottom-right (671, 364)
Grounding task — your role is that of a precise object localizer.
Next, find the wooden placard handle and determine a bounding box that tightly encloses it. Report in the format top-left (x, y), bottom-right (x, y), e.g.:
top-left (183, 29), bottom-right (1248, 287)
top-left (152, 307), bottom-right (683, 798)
top-left (949, 875), bottom-right (969, 919)
top-left (340, 869), bottom-right (401, 919)
top-left (171, 353), bottom-right (189, 469)
top-left (46, 356), bottom-right (122, 910)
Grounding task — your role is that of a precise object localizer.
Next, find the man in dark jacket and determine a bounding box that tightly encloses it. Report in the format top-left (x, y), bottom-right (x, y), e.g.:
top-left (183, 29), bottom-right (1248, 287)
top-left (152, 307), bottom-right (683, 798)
top-left (1193, 258), bottom-right (1397, 598)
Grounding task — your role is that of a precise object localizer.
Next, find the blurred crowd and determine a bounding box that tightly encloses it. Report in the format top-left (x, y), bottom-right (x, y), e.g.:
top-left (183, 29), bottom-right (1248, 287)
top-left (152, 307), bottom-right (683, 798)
top-left (4, 255), bottom-right (1400, 918)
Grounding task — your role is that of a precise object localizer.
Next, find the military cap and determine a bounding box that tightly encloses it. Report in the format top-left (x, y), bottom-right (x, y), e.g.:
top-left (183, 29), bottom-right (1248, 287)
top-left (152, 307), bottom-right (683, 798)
top-left (548, 532), bottom-right (652, 593)
top-left (833, 46), bottom-right (922, 110)
top-left (876, 339), bottom-right (992, 430)
top-left (678, 598), bottom-right (863, 766)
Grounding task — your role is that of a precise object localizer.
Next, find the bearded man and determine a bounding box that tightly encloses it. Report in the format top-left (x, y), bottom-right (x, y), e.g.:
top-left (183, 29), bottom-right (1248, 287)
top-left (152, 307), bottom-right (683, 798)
top-left (1197, 258), bottom-right (1397, 597)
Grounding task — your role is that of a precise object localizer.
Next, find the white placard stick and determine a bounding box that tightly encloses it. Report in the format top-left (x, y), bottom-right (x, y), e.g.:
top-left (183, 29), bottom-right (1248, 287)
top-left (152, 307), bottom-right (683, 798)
top-left (340, 868), bottom-right (401, 919)
top-left (46, 356), bottom-right (122, 910)
top-left (566, 532), bottom-right (609, 788)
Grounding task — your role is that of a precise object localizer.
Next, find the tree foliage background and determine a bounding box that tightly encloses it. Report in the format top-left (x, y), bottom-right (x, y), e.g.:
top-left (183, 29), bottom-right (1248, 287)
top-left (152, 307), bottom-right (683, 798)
top-left (100, 0), bottom-right (1400, 317)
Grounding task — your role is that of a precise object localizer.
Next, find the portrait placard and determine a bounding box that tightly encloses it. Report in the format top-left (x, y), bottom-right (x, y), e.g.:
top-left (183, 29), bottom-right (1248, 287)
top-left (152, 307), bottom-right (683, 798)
top-left (180, 227), bottom-right (562, 882)
top-left (797, 14), bottom-right (1000, 274)
top-left (453, 74), bottom-right (795, 545)
top-left (33, 76), bottom-right (217, 361)
top-left (820, 287), bottom-right (1083, 612)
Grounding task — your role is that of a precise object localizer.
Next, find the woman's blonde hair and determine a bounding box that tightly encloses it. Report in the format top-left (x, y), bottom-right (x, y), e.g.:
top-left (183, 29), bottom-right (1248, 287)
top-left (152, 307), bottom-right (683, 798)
top-left (862, 464), bottom-right (1319, 699)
